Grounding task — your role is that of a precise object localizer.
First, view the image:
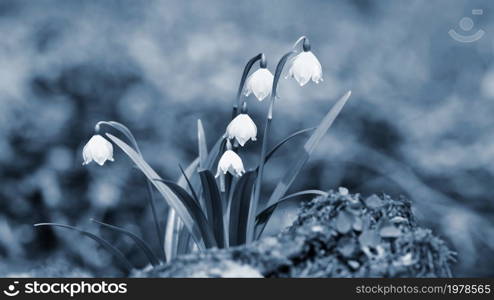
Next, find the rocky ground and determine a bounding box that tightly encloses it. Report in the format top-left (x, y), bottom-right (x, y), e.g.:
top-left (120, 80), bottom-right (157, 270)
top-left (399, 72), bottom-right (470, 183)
top-left (134, 190), bottom-right (455, 278)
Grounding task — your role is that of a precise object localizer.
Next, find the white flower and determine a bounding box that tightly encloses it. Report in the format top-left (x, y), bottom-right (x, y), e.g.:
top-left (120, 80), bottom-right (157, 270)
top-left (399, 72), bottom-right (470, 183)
top-left (287, 51), bottom-right (323, 86)
top-left (244, 68), bottom-right (274, 101)
top-left (225, 114), bottom-right (257, 146)
top-left (82, 134), bottom-right (114, 166)
top-left (215, 150), bottom-right (245, 178)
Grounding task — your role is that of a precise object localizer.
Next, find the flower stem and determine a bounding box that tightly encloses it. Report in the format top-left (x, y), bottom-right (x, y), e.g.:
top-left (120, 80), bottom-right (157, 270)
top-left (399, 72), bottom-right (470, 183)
top-left (234, 53), bottom-right (264, 115)
top-left (292, 35), bottom-right (308, 51)
top-left (247, 50), bottom-right (295, 242)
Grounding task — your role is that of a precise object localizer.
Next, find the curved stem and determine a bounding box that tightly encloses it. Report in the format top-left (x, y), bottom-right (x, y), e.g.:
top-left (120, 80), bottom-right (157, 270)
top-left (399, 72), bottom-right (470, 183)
top-left (235, 53), bottom-right (264, 112)
top-left (267, 50), bottom-right (296, 119)
top-left (247, 50), bottom-right (295, 242)
top-left (292, 36), bottom-right (307, 50)
top-left (95, 121), bottom-right (141, 154)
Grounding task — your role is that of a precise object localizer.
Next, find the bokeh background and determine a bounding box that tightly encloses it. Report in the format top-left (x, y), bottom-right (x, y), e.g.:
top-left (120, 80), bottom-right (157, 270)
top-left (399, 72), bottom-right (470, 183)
top-left (1, 0), bottom-right (493, 277)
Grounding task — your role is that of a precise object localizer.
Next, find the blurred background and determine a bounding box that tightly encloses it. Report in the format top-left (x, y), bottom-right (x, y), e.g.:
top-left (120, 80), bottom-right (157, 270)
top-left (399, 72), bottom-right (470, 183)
top-left (0, 0), bottom-right (493, 277)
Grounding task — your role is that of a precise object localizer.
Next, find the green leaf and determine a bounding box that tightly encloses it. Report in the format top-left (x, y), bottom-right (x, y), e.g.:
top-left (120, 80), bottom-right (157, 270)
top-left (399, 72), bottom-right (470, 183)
top-left (229, 171), bottom-right (256, 246)
top-left (197, 119), bottom-right (208, 169)
top-left (205, 137), bottom-right (226, 171)
top-left (267, 91), bottom-right (351, 207)
top-left (176, 227), bottom-right (193, 255)
top-left (96, 121), bottom-right (165, 260)
top-left (255, 91), bottom-right (351, 239)
top-left (177, 158), bottom-right (200, 188)
top-left (154, 179), bottom-right (217, 248)
top-left (106, 133), bottom-right (205, 250)
top-left (255, 190), bottom-right (328, 239)
top-left (263, 127), bottom-right (316, 165)
top-left (174, 159), bottom-right (204, 256)
top-left (199, 170), bottom-right (225, 248)
top-left (34, 223), bottom-right (133, 273)
top-left (178, 164), bottom-right (200, 205)
top-left (90, 219), bottom-right (160, 267)
top-left (262, 190), bottom-right (327, 212)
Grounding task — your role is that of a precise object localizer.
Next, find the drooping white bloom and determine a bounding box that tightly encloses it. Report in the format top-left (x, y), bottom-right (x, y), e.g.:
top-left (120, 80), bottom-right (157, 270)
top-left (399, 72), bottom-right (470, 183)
top-left (287, 51), bottom-right (323, 86)
top-left (244, 68), bottom-right (274, 101)
top-left (225, 114), bottom-right (257, 147)
top-left (82, 134), bottom-right (114, 166)
top-left (215, 150), bottom-right (245, 178)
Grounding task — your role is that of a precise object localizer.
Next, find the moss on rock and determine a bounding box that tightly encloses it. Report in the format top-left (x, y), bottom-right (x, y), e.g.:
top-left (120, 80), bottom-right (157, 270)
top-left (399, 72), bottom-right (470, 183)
top-left (135, 190), bottom-right (455, 277)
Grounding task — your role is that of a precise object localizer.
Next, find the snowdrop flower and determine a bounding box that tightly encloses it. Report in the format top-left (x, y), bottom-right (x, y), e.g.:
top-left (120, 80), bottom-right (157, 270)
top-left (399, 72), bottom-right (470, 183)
top-left (215, 150), bottom-right (245, 178)
top-left (287, 37), bottom-right (323, 86)
top-left (225, 113), bottom-right (257, 146)
top-left (82, 134), bottom-right (114, 166)
top-left (244, 68), bottom-right (274, 101)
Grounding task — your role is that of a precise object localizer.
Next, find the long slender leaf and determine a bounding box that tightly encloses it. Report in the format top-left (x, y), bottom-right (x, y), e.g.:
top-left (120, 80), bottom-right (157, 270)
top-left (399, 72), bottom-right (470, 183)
top-left (256, 91), bottom-right (351, 238)
top-left (154, 179), bottom-right (217, 248)
top-left (167, 134), bottom-right (223, 257)
top-left (199, 170), bottom-right (225, 248)
top-left (106, 133), bottom-right (205, 250)
top-left (178, 164), bottom-right (201, 205)
top-left (167, 158), bottom-right (200, 259)
top-left (34, 223), bottom-right (133, 273)
top-left (90, 219), bottom-right (160, 267)
top-left (197, 119), bottom-right (208, 169)
top-left (266, 91), bottom-right (351, 207)
top-left (205, 137), bottom-right (226, 170)
top-left (168, 134), bottom-right (218, 258)
top-left (164, 209), bottom-right (179, 261)
top-left (177, 157), bottom-right (200, 188)
top-left (167, 158), bottom-right (199, 259)
top-left (229, 171), bottom-right (256, 246)
top-left (255, 189), bottom-right (328, 227)
top-left (144, 179), bottom-right (165, 261)
top-left (176, 227), bottom-right (192, 255)
top-left (263, 127), bottom-right (316, 165)
top-left (96, 120), bottom-right (165, 260)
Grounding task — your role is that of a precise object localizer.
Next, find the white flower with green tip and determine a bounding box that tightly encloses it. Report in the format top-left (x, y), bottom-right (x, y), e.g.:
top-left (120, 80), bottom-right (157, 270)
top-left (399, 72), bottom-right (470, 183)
top-left (287, 51), bottom-right (323, 86)
top-left (82, 134), bottom-right (114, 166)
top-left (215, 150), bottom-right (245, 178)
top-left (244, 68), bottom-right (274, 101)
top-left (225, 114), bottom-right (257, 147)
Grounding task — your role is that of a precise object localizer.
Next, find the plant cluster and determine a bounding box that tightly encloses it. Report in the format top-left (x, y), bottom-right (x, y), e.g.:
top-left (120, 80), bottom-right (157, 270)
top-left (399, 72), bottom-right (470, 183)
top-left (35, 36), bottom-right (351, 273)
